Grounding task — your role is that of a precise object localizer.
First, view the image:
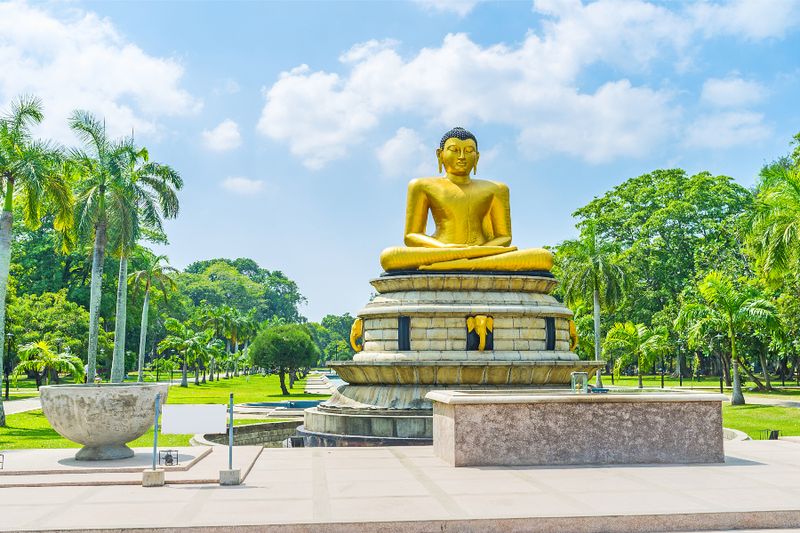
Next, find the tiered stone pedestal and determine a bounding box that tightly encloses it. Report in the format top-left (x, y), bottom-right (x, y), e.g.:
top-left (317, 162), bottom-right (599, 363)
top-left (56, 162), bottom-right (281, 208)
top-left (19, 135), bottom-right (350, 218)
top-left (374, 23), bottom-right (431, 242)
top-left (301, 272), bottom-right (604, 446)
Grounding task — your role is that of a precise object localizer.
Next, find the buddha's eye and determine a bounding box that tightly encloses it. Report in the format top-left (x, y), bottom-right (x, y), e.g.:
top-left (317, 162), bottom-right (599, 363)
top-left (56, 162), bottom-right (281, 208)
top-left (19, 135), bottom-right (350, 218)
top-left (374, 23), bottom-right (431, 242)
top-left (447, 146), bottom-right (458, 152)
top-left (465, 147), bottom-right (474, 153)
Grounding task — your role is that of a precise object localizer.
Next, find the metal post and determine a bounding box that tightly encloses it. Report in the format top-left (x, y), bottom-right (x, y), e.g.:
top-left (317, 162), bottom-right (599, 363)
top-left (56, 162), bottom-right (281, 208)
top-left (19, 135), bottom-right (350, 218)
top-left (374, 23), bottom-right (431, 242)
top-left (152, 393), bottom-right (160, 471)
top-left (228, 393), bottom-right (234, 470)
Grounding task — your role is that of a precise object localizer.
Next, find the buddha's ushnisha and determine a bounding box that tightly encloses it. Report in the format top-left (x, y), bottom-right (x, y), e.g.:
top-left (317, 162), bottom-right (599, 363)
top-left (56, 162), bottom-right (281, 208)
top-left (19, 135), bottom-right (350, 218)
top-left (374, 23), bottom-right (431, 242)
top-left (380, 127), bottom-right (553, 272)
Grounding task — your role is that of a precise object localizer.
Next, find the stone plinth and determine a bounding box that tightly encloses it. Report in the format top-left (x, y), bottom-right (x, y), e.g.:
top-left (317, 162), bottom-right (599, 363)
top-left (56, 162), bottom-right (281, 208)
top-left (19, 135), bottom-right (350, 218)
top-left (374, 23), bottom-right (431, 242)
top-left (303, 271), bottom-right (604, 447)
top-left (427, 390), bottom-right (726, 466)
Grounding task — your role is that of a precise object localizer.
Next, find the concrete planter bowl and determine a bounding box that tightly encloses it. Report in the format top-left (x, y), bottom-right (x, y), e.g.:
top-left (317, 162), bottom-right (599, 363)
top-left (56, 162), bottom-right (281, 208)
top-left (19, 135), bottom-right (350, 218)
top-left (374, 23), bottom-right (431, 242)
top-left (40, 383), bottom-right (170, 461)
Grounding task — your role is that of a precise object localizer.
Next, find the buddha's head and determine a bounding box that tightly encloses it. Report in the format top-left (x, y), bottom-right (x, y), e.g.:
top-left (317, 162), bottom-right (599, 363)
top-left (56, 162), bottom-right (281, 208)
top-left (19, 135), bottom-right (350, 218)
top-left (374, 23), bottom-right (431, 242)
top-left (436, 127), bottom-right (479, 177)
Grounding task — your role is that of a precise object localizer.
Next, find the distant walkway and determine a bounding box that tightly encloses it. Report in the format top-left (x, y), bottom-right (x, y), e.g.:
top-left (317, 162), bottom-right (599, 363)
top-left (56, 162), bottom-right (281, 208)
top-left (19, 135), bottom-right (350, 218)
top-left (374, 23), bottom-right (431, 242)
top-left (3, 397), bottom-right (41, 415)
top-left (741, 396), bottom-right (800, 409)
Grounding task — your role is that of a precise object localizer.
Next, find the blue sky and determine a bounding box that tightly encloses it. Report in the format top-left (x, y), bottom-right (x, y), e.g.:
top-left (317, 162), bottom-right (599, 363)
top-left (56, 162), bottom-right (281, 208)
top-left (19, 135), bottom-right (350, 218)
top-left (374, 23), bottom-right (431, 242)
top-left (1, 0), bottom-right (799, 320)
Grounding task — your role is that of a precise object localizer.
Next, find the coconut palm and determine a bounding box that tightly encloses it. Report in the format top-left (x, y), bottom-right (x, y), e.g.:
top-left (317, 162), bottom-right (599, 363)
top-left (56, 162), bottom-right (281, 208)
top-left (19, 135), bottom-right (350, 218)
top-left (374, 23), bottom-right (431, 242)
top-left (108, 145), bottom-right (182, 383)
top-left (13, 341), bottom-right (84, 387)
top-left (676, 271), bottom-right (780, 405)
top-left (748, 162), bottom-right (800, 281)
top-left (603, 322), bottom-right (668, 389)
top-left (0, 96), bottom-right (72, 426)
top-left (559, 222), bottom-right (627, 387)
top-left (129, 251), bottom-right (177, 382)
top-left (158, 319), bottom-right (212, 388)
top-left (68, 111), bottom-right (138, 383)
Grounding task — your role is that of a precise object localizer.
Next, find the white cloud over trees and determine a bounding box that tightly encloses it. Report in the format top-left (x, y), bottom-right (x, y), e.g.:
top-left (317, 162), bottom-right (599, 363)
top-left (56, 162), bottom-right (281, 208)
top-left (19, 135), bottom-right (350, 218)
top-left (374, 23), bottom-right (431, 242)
top-left (0, 2), bottom-right (200, 143)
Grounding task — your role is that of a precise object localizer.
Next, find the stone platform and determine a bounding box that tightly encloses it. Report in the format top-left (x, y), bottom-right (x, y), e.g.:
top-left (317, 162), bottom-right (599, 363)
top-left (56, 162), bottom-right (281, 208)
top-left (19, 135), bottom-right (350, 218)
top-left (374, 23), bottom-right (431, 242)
top-left (303, 271), bottom-right (603, 446)
top-left (428, 390), bottom-right (726, 466)
top-left (3, 441), bottom-right (800, 532)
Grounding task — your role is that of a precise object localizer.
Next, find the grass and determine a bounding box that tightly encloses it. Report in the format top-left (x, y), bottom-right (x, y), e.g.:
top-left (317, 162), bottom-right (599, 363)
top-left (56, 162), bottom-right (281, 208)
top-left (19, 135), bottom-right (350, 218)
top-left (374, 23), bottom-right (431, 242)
top-left (164, 374), bottom-right (329, 404)
top-left (0, 410), bottom-right (291, 450)
top-left (0, 374), bottom-right (325, 450)
top-left (723, 404), bottom-right (800, 438)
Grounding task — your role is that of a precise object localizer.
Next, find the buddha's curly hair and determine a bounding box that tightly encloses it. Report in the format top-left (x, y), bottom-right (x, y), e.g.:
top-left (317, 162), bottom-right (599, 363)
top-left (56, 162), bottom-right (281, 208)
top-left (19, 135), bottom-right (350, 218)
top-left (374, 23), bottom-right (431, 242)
top-left (439, 127), bottom-right (477, 150)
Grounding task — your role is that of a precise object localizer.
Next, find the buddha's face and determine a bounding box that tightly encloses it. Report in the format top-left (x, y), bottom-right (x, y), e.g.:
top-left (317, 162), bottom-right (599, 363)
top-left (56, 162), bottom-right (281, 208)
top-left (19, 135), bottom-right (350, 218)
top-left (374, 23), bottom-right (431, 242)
top-left (437, 138), bottom-right (479, 176)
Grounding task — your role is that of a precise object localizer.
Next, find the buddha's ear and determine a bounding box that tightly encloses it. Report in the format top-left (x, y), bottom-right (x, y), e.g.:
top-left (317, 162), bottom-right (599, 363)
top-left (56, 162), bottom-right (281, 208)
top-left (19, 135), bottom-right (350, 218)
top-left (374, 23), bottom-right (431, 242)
top-left (436, 148), bottom-right (443, 174)
top-left (473, 152), bottom-right (480, 176)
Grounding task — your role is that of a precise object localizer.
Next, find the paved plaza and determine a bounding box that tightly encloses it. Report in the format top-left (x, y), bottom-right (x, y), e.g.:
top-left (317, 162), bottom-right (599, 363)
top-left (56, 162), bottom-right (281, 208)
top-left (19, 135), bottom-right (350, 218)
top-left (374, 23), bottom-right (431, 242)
top-left (2, 439), bottom-right (800, 532)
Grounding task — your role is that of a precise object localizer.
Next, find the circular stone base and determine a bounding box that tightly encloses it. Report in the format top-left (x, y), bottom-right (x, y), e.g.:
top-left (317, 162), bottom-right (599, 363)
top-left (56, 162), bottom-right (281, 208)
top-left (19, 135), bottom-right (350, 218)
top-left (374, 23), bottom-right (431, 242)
top-left (75, 444), bottom-right (135, 461)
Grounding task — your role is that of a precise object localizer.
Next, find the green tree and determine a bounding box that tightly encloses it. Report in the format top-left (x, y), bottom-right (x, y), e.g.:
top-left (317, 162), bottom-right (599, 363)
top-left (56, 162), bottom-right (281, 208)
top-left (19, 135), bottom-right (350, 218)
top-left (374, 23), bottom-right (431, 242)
top-left (558, 222), bottom-right (626, 386)
top-left (603, 322), bottom-right (668, 388)
top-left (676, 271), bottom-right (780, 405)
top-left (158, 318), bottom-right (211, 388)
top-left (0, 96), bottom-right (73, 425)
top-left (748, 161), bottom-right (800, 281)
top-left (129, 252), bottom-right (177, 382)
top-left (68, 110), bottom-right (138, 383)
top-left (107, 145), bottom-right (182, 383)
top-left (250, 324), bottom-right (319, 395)
top-left (13, 340), bottom-right (84, 387)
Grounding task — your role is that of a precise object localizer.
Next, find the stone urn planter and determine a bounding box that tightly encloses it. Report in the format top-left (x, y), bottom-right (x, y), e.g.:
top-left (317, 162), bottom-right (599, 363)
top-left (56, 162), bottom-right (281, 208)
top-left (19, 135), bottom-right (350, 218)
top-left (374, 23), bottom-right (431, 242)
top-left (40, 383), bottom-right (169, 460)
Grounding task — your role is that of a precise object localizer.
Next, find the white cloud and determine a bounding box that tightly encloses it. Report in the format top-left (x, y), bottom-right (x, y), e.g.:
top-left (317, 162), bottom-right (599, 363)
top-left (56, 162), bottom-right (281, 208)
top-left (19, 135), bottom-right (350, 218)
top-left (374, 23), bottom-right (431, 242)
top-left (258, 0), bottom-right (794, 168)
top-left (685, 111), bottom-right (770, 149)
top-left (376, 128), bottom-right (432, 179)
top-left (221, 176), bottom-right (265, 195)
top-left (0, 2), bottom-right (201, 143)
top-left (701, 77), bottom-right (766, 107)
top-left (413, 0), bottom-right (481, 17)
top-left (689, 0), bottom-right (800, 40)
top-left (202, 119), bottom-right (242, 151)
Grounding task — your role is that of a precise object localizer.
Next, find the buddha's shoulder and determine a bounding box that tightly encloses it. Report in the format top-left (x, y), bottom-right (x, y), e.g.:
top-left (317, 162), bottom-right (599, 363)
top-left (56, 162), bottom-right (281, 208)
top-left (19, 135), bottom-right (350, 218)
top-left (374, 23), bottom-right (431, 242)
top-left (408, 177), bottom-right (447, 189)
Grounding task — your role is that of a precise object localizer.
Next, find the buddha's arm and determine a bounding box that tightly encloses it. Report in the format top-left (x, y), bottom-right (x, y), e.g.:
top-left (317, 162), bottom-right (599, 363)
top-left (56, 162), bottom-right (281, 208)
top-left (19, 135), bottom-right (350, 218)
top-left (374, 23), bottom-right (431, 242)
top-left (484, 182), bottom-right (512, 247)
top-left (403, 180), bottom-right (452, 248)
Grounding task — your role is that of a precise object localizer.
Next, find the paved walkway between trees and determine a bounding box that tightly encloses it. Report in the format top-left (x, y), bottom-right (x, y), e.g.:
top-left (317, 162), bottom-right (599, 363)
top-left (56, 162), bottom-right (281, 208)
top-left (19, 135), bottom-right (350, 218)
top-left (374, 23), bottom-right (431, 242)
top-left (2, 397), bottom-right (41, 415)
top-left (3, 440), bottom-right (800, 532)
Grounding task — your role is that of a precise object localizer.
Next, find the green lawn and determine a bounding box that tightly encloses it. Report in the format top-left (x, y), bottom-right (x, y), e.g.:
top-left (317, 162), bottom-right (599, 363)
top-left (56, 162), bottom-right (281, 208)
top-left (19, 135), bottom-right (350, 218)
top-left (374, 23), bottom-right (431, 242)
top-left (0, 410), bottom-right (290, 449)
top-left (164, 374), bottom-right (329, 404)
top-left (0, 374), bottom-right (325, 449)
top-left (723, 404), bottom-right (800, 438)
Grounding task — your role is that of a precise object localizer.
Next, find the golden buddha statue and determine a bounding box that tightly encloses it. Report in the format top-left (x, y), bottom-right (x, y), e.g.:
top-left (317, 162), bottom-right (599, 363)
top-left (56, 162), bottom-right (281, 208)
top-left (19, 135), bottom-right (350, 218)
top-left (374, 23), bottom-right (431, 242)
top-left (380, 127), bottom-right (553, 272)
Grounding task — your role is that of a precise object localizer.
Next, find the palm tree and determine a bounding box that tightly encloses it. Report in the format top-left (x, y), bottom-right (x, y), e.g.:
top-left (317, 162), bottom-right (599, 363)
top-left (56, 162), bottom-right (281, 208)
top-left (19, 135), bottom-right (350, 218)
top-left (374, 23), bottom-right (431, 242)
top-left (68, 111), bottom-right (138, 384)
top-left (559, 222), bottom-right (627, 387)
top-left (13, 341), bottom-right (84, 387)
top-left (158, 319), bottom-right (212, 388)
top-left (748, 162), bottom-right (800, 281)
top-left (108, 145), bottom-right (182, 383)
top-left (129, 251), bottom-right (177, 382)
top-left (676, 271), bottom-right (780, 405)
top-left (0, 96), bottom-right (72, 426)
top-left (603, 322), bottom-right (668, 388)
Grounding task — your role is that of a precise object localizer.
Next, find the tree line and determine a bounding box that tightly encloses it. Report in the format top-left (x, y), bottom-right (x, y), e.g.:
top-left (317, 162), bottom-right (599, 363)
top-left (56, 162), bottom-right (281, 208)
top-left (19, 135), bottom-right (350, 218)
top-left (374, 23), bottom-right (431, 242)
top-left (556, 132), bottom-right (800, 405)
top-left (0, 96), bottom-right (354, 426)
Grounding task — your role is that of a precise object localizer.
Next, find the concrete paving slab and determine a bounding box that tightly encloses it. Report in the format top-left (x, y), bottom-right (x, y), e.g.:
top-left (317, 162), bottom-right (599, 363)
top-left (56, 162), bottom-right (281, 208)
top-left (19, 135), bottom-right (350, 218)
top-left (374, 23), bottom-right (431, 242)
top-left (2, 441), bottom-right (800, 532)
top-left (0, 447), bottom-right (210, 475)
top-left (0, 446), bottom-right (262, 488)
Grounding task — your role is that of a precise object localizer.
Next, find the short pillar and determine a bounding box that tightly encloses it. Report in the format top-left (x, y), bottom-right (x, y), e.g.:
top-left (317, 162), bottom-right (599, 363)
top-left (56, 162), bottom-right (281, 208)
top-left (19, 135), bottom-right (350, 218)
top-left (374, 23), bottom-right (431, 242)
top-left (219, 469), bottom-right (241, 486)
top-left (142, 469), bottom-right (165, 487)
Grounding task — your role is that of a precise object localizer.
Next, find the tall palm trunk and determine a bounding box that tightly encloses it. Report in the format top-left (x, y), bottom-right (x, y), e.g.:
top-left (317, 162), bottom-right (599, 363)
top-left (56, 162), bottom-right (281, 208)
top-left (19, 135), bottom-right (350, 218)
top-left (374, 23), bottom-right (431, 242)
top-left (637, 352), bottom-right (643, 389)
top-left (758, 346), bottom-right (772, 390)
top-left (180, 355), bottom-right (188, 387)
top-left (136, 288), bottom-right (150, 382)
top-left (592, 287), bottom-right (603, 387)
top-left (110, 257), bottom-right (128, 382)
top-left (729, 323), bottom-right (745, 405)
top-left (0, 187), bottom-right (14, 426)
top-left (87, 222), bottom-right (107, 383)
